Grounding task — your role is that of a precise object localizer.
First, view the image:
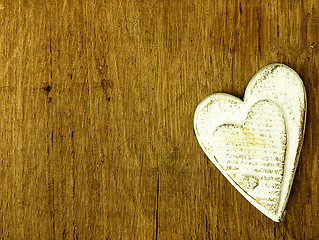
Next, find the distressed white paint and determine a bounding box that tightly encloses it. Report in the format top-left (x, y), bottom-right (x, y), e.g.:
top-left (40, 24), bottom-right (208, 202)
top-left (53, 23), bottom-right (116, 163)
top-left (194, 63), bottom-right (307, 222)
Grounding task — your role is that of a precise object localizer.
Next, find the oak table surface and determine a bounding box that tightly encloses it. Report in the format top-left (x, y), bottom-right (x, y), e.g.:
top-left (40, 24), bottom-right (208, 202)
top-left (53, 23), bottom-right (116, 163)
top-left (0, 0), bottom-right (318, 239)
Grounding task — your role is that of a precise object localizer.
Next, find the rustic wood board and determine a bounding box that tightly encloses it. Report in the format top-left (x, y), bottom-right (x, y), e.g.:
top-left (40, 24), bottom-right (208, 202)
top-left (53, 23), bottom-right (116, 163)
top-left (0, 0), bottom-right (318, 239)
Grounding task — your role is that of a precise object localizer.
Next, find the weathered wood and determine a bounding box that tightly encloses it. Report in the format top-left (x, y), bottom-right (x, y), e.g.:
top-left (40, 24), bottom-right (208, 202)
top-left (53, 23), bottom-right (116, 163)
top-left (0, 0), bottom-right (318, 239)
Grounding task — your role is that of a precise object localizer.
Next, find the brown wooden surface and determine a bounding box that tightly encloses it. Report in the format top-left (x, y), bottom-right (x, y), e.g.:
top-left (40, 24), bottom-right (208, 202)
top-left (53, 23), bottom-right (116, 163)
top-left (0, 0), bottom-right (318, 239)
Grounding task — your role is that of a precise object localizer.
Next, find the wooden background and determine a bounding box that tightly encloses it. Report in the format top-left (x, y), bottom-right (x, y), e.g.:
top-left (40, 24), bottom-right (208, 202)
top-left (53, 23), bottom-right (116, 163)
top-left (0, 0), bottom-right (318, 239)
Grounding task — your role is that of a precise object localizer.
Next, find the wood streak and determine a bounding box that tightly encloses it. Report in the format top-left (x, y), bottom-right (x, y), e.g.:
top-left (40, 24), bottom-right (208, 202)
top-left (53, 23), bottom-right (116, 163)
top-left (0, 0), bottom-right (317, 239)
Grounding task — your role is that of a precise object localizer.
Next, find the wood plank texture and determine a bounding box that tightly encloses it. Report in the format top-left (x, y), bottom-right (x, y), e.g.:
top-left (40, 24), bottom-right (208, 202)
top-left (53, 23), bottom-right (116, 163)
top-left (0, 0), bottom-right (318, 239)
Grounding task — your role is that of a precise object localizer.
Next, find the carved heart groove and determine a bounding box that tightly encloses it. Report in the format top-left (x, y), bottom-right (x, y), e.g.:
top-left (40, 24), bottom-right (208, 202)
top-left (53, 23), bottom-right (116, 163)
top-left (212, 100), bottom-right (286, 213)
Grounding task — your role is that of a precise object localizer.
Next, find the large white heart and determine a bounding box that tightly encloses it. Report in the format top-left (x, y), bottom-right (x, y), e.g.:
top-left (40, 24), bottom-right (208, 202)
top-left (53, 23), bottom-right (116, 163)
top-left (194, 63), bottom-right (307, 222)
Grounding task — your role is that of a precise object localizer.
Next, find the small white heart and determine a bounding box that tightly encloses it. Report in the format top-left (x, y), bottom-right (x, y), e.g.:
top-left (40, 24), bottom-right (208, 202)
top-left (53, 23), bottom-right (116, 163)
top-left (194, 63), bottom-right (307, 222)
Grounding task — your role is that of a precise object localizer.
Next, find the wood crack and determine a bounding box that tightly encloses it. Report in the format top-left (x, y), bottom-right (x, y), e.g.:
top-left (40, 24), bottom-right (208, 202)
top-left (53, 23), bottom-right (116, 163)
top-left (155, 173), bottom-right (160, 240)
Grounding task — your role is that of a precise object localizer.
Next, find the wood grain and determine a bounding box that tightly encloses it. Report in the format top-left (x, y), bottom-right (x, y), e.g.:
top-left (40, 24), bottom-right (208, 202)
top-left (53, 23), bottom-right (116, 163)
top-left (0, 0), bottom-right (318, 239)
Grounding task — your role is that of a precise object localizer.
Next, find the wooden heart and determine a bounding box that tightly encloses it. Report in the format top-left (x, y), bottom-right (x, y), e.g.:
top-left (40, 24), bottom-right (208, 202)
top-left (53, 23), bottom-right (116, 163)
top-left (194, 63), bottom-right (307, 222)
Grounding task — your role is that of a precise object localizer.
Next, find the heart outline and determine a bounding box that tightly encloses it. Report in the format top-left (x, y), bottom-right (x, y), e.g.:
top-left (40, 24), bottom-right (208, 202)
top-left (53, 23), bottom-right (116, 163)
top-left (194, 63), bottom-right (307, 222)
top-left (212, 100), bottom-right (287, 213)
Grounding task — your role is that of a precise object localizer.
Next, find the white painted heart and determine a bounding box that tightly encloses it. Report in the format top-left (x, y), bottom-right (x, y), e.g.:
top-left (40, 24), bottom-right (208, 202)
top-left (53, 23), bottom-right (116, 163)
top-left (194, 64), bottom-right (306, 222)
